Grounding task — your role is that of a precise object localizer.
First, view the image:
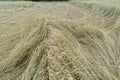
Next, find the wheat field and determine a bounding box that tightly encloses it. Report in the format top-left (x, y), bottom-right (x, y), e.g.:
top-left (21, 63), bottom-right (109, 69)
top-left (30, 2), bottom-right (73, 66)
top-left (0, 0), bottom-right (120, 80)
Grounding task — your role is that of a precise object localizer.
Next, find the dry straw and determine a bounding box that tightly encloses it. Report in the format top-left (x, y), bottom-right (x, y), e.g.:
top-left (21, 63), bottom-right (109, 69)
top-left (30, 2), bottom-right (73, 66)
top-left (0, 1), bottom-right (120, 80)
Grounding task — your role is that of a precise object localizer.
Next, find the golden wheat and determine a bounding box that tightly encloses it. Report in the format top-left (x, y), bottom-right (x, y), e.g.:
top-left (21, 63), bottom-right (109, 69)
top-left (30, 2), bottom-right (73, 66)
top-left (0, 1), bottom-right (120, 80)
